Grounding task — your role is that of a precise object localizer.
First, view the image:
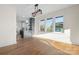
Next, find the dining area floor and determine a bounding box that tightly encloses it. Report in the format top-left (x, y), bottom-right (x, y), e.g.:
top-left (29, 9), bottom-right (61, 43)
top-left (0, 37), bottom-right (70, 55)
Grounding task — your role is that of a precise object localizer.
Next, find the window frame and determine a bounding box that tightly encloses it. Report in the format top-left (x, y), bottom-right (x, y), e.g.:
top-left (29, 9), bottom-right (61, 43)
top-left (45, 18), bottom-right (54, 32)
top-left (39, 16), bottom-right (64, 33)
top-left (40, 19), bottom-right (46, 33)
top-left (54, 16), bottom-right (64, 33)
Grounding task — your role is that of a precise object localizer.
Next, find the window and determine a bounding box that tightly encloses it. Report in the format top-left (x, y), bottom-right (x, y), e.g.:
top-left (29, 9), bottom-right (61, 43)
top-left (46, 18), bottom-right (53, 32)
top-left (39, 16), bottom-right (64, 33)
top-left (40, 19), bottom-right (45, 32)
top-left (55, 16), bottom-right (64, 32)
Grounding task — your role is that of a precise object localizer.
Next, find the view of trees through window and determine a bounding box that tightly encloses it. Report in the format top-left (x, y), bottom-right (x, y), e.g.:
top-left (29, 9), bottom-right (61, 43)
top-left (46, 18), bottom-right (53, 32)
top-left (40, 16), bottom-right (64, 33)
top-left (40, 20), bottom-right (45, 32)
top-left (55, 16), bottom-right (64, 32)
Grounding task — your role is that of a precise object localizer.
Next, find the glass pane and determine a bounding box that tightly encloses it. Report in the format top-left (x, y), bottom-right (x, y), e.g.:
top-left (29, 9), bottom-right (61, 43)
top-left (55, 16), bottom-right (64, 32)
top-left (40, 20), bottom-right (45, 32)
top-left (46, 18), bottom-right (53, 32)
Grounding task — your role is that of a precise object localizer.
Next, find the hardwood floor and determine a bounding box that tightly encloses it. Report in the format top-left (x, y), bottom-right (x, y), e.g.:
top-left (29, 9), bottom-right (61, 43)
top-left (50, 40), bottom-right (79, 55)
top-left (0, 37), bottom-right (79, 55)
top-left (0, 37), bottom-right (69, 55)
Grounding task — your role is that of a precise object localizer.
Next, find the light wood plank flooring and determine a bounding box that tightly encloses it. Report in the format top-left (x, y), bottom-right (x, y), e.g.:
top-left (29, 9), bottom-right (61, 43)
top-left (0, 37), bottom-right (69, 55)
top-left (0, 37), bottom-right (79, 55)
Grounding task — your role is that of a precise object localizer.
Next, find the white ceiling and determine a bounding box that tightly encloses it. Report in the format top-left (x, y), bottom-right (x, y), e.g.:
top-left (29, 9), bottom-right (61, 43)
top-left (16, 4), bottom-right (74, 21)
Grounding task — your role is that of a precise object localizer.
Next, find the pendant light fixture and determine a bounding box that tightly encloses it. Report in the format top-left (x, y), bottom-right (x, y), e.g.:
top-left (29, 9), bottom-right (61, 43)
top-left (32, 4), bottom-right (42, 17)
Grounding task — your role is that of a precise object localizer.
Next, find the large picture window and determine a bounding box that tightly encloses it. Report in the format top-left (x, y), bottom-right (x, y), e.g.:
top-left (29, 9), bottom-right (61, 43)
top-left (40, 16), bottom-right (64, 33)
top-left (55, 16), bottom-right (64, 32)
top-left (40, 20), bottom-right (45, 32)
top-left (46, 18), bottom-right (53, 32)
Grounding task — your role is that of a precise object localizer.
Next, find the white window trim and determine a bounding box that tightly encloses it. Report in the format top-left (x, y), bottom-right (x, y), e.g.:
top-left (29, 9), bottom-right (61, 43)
top-left (54, 16), bottom-right (64, 33)
top-left (39, 16), bottom-right (64, 33)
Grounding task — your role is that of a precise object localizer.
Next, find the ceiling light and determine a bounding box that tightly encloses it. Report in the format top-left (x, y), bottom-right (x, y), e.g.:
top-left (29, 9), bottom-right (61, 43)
top-left (32, 4), bottom-right (42, 17)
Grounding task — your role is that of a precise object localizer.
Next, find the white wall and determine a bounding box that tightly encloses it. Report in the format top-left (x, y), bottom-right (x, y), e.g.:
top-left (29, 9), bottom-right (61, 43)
top-left (33, 5), bottom-right (79, 45)
top-left (0, 5), bottom-right (16, 47)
